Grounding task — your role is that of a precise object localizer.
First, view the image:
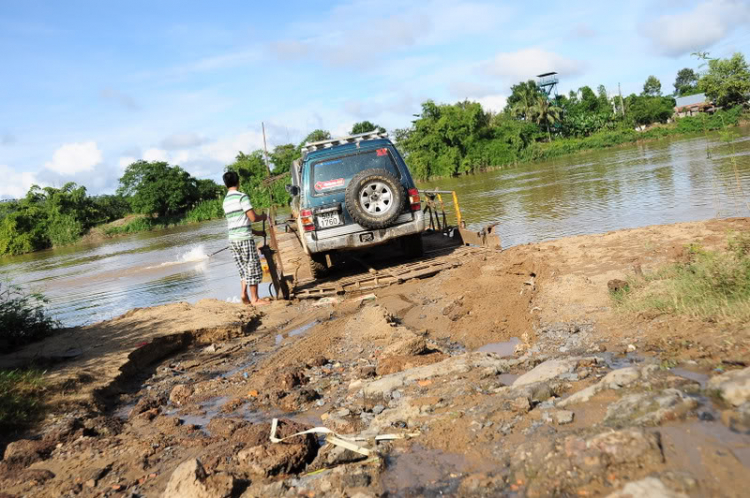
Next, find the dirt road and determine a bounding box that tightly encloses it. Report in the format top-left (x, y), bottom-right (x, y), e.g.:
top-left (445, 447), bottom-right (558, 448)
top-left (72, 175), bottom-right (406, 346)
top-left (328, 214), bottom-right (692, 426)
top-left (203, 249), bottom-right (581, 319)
top-left (1, 218), bottom-right (749, 497)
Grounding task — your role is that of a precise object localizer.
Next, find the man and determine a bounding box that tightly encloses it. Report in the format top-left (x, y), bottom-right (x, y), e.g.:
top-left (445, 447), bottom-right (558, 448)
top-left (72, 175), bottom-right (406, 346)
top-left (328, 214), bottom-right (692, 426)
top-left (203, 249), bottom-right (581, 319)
top-left (222, 171), bottom-right (270, 306)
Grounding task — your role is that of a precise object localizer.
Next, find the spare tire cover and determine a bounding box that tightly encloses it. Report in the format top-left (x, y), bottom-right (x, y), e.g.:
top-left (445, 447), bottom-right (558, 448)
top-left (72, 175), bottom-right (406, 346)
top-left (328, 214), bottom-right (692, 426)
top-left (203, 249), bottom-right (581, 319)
top-left (345, 168), bottom-right (404, 229)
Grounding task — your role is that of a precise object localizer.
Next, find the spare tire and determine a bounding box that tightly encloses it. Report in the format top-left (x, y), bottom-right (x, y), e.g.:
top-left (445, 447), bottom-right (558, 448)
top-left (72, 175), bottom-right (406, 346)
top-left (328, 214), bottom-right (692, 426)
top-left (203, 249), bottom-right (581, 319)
top-left (345, 168), bottom-right (404, 229)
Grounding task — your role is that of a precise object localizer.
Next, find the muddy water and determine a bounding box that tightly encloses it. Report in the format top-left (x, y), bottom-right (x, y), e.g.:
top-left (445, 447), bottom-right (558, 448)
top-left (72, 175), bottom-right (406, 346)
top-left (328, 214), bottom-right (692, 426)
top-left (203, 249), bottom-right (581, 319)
top-left (423, 129), bottom-right (750, 245)
top-left (1, 130), bottom-right (749, 327)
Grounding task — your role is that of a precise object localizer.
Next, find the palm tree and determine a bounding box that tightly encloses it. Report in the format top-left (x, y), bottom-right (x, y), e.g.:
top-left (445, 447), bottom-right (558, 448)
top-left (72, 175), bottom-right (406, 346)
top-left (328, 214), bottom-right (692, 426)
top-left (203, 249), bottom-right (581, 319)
top-left (511, 84), bottom-right (538, 121)
top-left (530, 96), bottom-right (562, 142)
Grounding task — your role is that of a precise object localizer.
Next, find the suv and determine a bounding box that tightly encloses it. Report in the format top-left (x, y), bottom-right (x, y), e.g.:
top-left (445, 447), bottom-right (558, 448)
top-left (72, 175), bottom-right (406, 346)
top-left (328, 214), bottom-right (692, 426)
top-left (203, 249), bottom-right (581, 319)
top-left (287, 132), bottom-right (425, 277)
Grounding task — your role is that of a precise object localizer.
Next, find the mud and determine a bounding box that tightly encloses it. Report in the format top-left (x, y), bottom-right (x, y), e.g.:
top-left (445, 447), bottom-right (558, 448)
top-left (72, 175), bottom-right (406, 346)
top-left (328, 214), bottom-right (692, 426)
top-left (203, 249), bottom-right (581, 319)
top-left (1, 218), bottom-right (749, 497)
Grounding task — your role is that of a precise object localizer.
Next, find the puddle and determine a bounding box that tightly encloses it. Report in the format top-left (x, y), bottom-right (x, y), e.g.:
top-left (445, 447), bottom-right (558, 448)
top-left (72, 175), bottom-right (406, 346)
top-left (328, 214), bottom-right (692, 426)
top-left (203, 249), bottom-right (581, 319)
top-left (114, 402), bottom-right (137, 420)
top-left (497, 373), bottom-right (519, 386)
top-left (275, 320), bottom-right (320, 345)
top-left (383, 445), bottom-right (468, 497)
top-left (476, 337), bottom-right (520, 357)
top-left (671, 367), bottom-right (710, 388)
top-left (598, 351), bottom-right (646, 370)
top-left (167, 396), bottom-right (230, 430)
top-left (221, 351), bottom-right (262, 378)
top-left (660, 421), bottom-right (750, 475)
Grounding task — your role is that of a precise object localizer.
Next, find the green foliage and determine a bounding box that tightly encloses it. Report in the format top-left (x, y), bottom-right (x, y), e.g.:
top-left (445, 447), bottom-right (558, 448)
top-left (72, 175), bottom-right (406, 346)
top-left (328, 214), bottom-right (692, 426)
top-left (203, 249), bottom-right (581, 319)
top-left (642, 75), bottom-right (662, 96)
top-left (614, 233), bottom-right (750, 322)
top-left (117, 160), bottom-right (200, 217)
top-left (529, 96), bottom-right (562, 141)
top-left (674, 68), bottom-right (699, 96)
top-left (184, 199), bottom-right (224, 223)
top-left (0, 369), bottom-right (46, 433)
top-left (270, 144), bottom-right (298, 174)
top-left (625, 95), bottom-right (676, 126)
top-left (698, 52), bottom-right (750, 107)
top-left (505, 80), bottom-right (544, 120)
top-left (225, 151), bottom-right (291, 210)
top-left (351, 121), bottom-right (386, 135)
top-left (301, 129), bottom-right (331, 145)
top-left (0, 283), bottom-right (58, 351)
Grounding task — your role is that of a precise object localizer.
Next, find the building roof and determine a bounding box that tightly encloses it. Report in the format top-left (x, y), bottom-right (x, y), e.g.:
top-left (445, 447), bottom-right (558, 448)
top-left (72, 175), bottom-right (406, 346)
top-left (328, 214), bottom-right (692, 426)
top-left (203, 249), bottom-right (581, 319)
top-left (674, 93), bottom-right (707, 108)
top-left (536, 72), bottom-right (558, 77)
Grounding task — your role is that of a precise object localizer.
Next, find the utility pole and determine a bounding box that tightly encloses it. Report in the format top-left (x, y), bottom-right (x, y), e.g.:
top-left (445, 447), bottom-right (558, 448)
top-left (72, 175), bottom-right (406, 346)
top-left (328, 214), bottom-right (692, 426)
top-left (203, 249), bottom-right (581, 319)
top-left (618, 83), bottom-right (625, 116)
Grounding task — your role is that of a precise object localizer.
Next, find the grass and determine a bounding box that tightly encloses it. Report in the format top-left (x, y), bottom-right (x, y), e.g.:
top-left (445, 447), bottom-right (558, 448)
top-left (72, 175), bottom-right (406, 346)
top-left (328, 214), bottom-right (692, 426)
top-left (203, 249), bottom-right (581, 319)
top-left (102, 199), bottom-right (225, 236)
top-left (1, 282), bottom-right (58, 351)
top-left (0, 369), bottom-right (46, 433)
top-left (613, 232), bottom-right (750, 322)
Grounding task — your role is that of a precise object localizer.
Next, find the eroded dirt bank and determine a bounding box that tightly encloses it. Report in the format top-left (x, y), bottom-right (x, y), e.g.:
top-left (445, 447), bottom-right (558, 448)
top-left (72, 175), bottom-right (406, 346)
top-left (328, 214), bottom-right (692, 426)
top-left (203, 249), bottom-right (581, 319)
top-left (1, 218), bottom-right (749, 498)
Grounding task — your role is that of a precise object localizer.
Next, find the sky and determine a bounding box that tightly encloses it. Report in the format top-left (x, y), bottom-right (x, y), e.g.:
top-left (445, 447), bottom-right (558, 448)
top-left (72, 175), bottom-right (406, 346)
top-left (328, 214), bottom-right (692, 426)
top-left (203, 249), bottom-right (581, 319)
top-left (1, 0), bottom-right (749, 199)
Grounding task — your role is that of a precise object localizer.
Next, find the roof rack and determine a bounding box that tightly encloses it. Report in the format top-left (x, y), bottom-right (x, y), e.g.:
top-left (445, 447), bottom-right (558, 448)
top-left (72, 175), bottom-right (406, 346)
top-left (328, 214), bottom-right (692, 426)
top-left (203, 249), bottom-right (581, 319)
top-left (300, 131), bottom-right (388, 154)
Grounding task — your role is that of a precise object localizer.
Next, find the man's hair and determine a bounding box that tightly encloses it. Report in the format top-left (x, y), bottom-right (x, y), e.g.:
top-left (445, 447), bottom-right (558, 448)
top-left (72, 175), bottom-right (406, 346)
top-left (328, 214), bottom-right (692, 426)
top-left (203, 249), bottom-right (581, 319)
top-left (223, 171), bottom-right (239, 188)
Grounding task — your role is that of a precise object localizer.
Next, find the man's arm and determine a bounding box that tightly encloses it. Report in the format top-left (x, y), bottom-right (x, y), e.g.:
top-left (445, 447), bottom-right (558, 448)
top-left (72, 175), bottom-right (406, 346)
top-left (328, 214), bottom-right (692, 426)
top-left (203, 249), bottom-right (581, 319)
top-left (245, 209), bottom-right (267, 223)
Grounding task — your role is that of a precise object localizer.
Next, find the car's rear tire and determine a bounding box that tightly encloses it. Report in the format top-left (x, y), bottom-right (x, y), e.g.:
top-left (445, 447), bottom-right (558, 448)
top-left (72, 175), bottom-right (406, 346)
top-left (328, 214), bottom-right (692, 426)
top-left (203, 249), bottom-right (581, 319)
top-left (306, 252), bottom-right (329, 279)
top-left (401, 233), bottom-right (424, 259)
top-left (345, 168), bottom-right (404, 229)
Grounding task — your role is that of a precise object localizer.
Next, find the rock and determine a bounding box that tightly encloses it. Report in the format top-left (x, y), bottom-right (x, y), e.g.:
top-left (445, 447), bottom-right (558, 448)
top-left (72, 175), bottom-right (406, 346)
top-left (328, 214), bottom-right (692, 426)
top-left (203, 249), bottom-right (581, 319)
top-left (372, 404), bottom-right (385, 415)
top-left (169, 384), bottom-right (195, 405)
top-left (162, 459), bottom-right (235, 498)
top-left (708, 367), bottom-right (750, 406)
top-left (235, 419), bottom-right (317, 476)
top-left (511, 396), bottom-right (531, 413)
top-left (130, 395), bottom-right (166, 419)
top-left (308, 355), bottom-right (328, 368)
top-left (626, 344), bottom-right (637, 353)
top-left (513, 359), bottom-right (579, 387)
top-left (206, 418), bottom-right (247, 438)
top-left (555, 410), bottom-right (574, 424)
top-left (357, 365), bottom-right (376, 378)
top-left (20, 468), bottom-right (55, 485)
top-left (605, 389), bottom-right (698, 426)
top-left (381, 334), bottom-right (427, 358)
top-left (607, 279), bottom-right (629, 293)
top-left (603, 367), bottom-right (641, 388)
top-left (363, 352), bottom-right (516, 396)
top-left (606, 477), bottom-right (688, 497)
top-left (558, 384), bottom-right (599, 407)
top-left (2, 439), bottom-right (53, 469)
top-left (280, 369), bottom-right (308, 390)
top-left (376, 352), bottom-right (446, 376)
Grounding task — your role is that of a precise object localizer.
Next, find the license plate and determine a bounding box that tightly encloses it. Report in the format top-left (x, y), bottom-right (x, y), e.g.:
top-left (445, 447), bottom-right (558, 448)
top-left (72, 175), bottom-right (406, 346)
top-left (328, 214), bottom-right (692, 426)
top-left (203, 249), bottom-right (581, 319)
top-left (316, 211), bottom-right (342, 228)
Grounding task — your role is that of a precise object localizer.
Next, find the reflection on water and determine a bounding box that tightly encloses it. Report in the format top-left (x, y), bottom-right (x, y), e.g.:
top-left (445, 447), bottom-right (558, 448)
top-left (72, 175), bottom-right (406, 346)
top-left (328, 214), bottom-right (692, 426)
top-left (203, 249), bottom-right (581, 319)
top-left (1, 131), bottom-right (749, 327)
top-left (421, 131), bottom-right (750, 246)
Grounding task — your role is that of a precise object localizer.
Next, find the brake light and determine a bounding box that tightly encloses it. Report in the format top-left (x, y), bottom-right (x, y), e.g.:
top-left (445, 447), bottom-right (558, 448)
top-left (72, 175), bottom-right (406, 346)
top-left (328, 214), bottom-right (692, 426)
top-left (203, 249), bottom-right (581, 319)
top-left (408, 188), bottom-right (421, 211)
top-left (300, 209), bottom-right (315, 231)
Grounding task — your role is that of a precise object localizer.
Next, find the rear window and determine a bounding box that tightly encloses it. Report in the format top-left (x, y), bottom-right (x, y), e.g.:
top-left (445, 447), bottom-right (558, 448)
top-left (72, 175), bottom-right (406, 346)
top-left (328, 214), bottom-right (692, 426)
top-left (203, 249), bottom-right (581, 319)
top-left (311, 148), bottom-right (401, 195)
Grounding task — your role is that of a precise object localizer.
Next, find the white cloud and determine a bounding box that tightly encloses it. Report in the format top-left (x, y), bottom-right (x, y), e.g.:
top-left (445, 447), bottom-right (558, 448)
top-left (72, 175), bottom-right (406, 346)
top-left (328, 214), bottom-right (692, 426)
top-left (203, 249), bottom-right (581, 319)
top-left (470, 94), bottom-right (507, 113)
top-left (199, 130), bottom-right (265, 164)
top-left (0, 164), bottom-right (41, 199)
top-left (484, 48), bottom-right (585, 81)
top-left (642, 0), bottom-right (750, 57)
top-left (118, 156), bottom-right (136, 170)
top-left (142, 148), bottom-right (169, 162)
top-left (44, 141), bottom-right (103, 175)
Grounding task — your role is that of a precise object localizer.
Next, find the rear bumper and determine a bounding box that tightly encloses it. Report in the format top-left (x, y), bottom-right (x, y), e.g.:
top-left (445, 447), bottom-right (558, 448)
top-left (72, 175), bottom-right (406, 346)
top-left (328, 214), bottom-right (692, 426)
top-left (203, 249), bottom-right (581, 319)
top-left (304, 211), bottom-right (425, 253)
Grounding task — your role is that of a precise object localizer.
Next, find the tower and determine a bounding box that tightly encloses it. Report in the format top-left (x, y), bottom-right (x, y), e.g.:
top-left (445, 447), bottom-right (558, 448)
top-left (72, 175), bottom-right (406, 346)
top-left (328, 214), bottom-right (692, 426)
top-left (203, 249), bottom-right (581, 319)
top-left (536, 72), bottom-right (559, 100)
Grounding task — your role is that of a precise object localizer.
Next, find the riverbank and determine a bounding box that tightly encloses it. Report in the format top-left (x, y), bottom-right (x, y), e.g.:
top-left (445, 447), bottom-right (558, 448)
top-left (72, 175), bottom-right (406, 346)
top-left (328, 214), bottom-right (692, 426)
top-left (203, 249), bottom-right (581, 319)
top-left (1, 218), bottom-right (748, 497)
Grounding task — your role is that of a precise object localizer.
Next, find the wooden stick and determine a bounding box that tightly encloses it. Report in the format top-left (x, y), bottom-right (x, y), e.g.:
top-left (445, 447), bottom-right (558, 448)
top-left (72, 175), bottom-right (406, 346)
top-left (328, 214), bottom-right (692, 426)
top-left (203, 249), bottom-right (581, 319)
top-left (261, 122), bottom-right (289, 299)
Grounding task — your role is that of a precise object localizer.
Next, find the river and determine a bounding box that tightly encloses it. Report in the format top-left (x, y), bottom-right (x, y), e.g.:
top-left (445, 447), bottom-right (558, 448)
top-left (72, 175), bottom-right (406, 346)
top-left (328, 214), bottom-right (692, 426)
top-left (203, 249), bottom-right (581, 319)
top-left (1, 130), bottom-right (749, 327)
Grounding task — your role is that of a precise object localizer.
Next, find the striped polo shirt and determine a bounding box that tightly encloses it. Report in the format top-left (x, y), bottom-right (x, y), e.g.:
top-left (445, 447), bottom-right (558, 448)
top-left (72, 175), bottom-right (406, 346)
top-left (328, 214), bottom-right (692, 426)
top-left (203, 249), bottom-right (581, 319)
top-left (223, 189), bottom-right (254, 241)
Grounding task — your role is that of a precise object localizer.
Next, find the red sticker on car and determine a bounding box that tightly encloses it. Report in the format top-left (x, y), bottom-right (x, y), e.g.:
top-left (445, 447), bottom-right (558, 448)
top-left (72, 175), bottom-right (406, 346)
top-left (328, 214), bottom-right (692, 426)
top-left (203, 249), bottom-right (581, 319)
top-left (314, 178), bottom-right (345, 191)
top-left (376, 148), bottom-right (388, 156)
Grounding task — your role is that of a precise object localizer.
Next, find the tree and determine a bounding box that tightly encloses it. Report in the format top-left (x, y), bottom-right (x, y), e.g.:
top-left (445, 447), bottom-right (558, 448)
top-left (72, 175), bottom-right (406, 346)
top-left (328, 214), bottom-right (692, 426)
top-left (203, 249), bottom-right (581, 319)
top-left (625, 95), bottom-right (676, 126)
top-left (529, 96), bottom-right (562, 142)
top-left (698, 52), bottom-right (750, 107)
top-left (117, 161), bottom-right (199, 217)
top-left (642, 76), bottom-right (662, 97)
top-left (350, 121), bottom-right (386, 135)
top-left (505, 80), bottom-right (544, 120)
top-left (301, 129), bottom-right (331, 145)
top-left (674, 68), bottom-right (699, 96)
top-left (225, 152), bottom-right (291, 209)
top-left (270, 144), bottom-right (298, 174)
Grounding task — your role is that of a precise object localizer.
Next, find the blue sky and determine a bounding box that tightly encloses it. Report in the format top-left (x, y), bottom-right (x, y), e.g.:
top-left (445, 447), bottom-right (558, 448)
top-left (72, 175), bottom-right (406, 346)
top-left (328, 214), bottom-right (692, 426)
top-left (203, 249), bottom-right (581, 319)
top-left (1, 0), bottom-right (749, 198)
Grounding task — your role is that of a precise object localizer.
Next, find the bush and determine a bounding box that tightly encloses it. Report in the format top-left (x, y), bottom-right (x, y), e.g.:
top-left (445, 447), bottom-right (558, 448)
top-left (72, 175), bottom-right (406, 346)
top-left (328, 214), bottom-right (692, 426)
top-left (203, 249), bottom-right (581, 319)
top-left (184, 199), bottom-right (224, 223)
top-left (0, 283), bottom-right (58, 351)
top-left (614, 233), bottom-right (750, 322)
top-left (0, 369), bottom-right (46, 433)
